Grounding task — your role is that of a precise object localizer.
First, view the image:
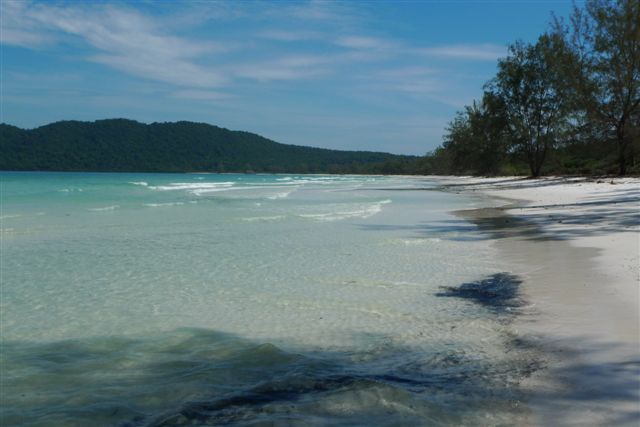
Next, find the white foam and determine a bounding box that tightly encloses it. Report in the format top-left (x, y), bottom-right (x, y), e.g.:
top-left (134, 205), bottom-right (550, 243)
top-left (88, 205), bottom-right (119, 212)
top-left (190, 186), bottom-right (270, 196)
top-left (129, 181), bottom-right (149, 187)
top-left (0, 214), bottom-right (22, 220)
top-left (389, 237), bottom-right (442, 246)
top-left (240, 215), bottom-right (287, 222)
top-left (149, 182), bottom-right (235, 191)
top-left (299, 199), bottom-right (391, 222)
top-left (191, 186), bottom-right (295, 197)
top-left (266, 189), bottom-right (295, 200)
top-left (144, 202), bottom-right (185, 208)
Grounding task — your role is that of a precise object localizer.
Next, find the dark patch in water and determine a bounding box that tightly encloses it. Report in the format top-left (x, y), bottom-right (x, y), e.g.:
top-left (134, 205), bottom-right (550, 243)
top-left (2, 328), bottom-right (536, 427)
top-left (142, 375), bottom-right (365, 426)
top-left (435, 272), bottom-right (523, 313)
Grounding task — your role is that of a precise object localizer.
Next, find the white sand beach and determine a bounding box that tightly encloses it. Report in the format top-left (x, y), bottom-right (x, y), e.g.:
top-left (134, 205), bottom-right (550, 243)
top-left (434, 176), bottom-right (640, 426)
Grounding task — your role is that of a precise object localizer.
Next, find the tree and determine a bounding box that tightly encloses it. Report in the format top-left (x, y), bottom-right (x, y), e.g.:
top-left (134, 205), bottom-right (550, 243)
top-left (441, 93), bottom-right (507, 175)
top-left (466, 93), bottom-right (509, 175)
top-left (553, 0), bottom-right (640, 175)
top-left (442, 111), bottom-right (475, 174)
top-left (488, 34), bottom-right (570, 177)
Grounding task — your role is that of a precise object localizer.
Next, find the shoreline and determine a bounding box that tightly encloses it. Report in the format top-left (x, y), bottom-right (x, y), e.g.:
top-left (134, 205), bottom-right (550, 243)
top-left (435, 176), bottom-right (640, 425)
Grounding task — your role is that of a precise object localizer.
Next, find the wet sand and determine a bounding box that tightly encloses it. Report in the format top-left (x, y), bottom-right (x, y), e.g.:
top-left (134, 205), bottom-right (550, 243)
top-left (437, 176), bottom-right (640, 426)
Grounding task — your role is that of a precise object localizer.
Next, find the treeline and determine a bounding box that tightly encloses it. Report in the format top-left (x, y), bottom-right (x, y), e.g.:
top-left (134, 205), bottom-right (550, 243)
top-left (0, 119), bottom-right (418, 174)
top-left (421, 0), bottom-right (639, 177)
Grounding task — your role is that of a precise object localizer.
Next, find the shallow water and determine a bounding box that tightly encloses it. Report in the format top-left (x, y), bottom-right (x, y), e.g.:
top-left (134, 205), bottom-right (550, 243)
top-left (1, 172), bottom-right (535, 426)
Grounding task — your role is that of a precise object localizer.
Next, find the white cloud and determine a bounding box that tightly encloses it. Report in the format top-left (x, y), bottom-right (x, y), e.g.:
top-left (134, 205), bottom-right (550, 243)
top-left (287, 0), bottom-right (355, 22)
top-left (334, 36), bottom-right (397, 50)
top-left (233, 55), bottom-right (331, 82)
top-left (0, 1), bottom-right (502, 107)
top-left (0, 1), bottom-right (57, 47)
top-left (416, 44), bottom-right (506, 60)
top-left (1, 1), bottom-right (227, 88)
top-left (258, 30), bottom-right (323, 42)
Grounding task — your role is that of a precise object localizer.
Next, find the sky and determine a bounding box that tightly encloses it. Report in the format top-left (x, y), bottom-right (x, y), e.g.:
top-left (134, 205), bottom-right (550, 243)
top-left (1, 0), bottom-right (577, 155)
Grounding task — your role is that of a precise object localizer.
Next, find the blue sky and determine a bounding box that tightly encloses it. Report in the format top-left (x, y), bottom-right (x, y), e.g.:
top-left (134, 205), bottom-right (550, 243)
top-left (1, 0), bottom-right (576, 155)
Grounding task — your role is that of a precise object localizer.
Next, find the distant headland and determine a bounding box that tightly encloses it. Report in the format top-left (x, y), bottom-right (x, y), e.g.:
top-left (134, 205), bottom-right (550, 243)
top-left (0, 119), bottom-right (418, 174)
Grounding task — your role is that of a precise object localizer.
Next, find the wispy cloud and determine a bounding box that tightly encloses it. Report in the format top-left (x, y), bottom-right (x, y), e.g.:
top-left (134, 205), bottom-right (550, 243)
top-left (233, 54), bottom-right (335, 82)
top-left (1, 1), bottom-right (58, 47)
top-left (286, 0), bottom-right (359, 23)
top-left (1, 1), bottom-right (227, 88)
top-left (258, 29), bottom-right (323, 42)
top-left (2, 0), bottom-right (505, 94)
top-left (333, 35), bottom-right (397, 51)
top-left (416, 44), bottom-right (506, 60)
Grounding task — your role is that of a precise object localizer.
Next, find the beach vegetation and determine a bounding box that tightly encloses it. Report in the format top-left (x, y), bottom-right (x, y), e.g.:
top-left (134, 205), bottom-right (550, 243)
top-left (430, 0), bottom-right (639, 177)
top-left (488, 34), bottom-right (570, 177)
top-left (552, 0), bottom-right (640, 175)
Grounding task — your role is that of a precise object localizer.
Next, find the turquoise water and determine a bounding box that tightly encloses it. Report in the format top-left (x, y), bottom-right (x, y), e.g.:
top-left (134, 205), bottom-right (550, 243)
top-left (1, 172), bottom-right (534, 426)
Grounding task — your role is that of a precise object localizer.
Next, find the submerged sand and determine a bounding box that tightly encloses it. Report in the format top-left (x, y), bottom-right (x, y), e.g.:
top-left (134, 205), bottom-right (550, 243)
top-left (433, 176), bottom-right (640, 426)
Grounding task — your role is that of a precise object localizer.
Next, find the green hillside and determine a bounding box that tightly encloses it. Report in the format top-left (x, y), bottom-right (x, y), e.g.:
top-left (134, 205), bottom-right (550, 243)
top-left (0, 119), bottom-right (417, 174)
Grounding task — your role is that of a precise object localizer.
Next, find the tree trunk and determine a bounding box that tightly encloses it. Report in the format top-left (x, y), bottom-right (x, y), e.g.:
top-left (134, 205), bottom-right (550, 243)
top-left (617, 127), bottom-right (627, 176)
top-left (533, 162), bottom-right (542, 177)
top-left (528, 144), bottom-right (546, 177)
top-left (618, 142), bottom-right (627, 175)
top-left (529, 158), bottom-right (540, 177)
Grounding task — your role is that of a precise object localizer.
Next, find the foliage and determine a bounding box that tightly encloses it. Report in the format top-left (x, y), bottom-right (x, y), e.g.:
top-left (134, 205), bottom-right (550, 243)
top-left (552, 0), bottom-right (640, 175)
top-left (0, 119), bottom-right (419, 174)
top-left (421, 0), bottom-right (639, 177)
top-left (488, 34), bottom-right (570, 177)
top-left (441, 93), bottom-right (508, 175)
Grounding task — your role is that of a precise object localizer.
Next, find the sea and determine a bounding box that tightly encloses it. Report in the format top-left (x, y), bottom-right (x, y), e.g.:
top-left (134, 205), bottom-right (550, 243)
top-left (0, 172), bottom-right (537, 426)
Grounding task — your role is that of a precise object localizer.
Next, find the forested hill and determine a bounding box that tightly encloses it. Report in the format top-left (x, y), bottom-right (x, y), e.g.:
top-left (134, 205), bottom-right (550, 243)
top-left (0, 119), bottom-right (417, 174)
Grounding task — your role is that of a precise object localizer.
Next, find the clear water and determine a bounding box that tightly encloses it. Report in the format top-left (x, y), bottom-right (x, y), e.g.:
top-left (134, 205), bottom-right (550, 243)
top-left (1, 172), bottom-right (533, 426)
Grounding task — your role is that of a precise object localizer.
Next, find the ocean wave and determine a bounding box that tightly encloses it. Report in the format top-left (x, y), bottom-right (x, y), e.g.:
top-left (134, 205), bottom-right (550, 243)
top-left (299, 199), bottom-right (391, 222)
top-left (129, 181), bottom-right (149, 186)
top-left (88, 205), bottom-right (119, 212)
top-left (190, 186), bottom-right (295, 198)
top-left (149, 182), bottom-right (235, 191)
top-left (240, 215), bottom-right (287, 222)
top-left (0, 214), bottom-right (22, 220)
top-left (269, 177), bottom-right (367, 187)
top-left (388, 237), bottom-right (442, 246)
top-left (144, 202), bottom-right (185, 208)
top-left (190, 186), bottom-right (262, 196)
top-left (266, 189), bottom-right (295, 200)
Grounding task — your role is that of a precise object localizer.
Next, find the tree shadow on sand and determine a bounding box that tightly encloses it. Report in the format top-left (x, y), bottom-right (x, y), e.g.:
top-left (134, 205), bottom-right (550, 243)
top-left (435, 272), bottom-right (640, 426)
top-left (510, 335), bottom-right (640, 426)
top-left (359, 185), bottom-right (639, 242)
